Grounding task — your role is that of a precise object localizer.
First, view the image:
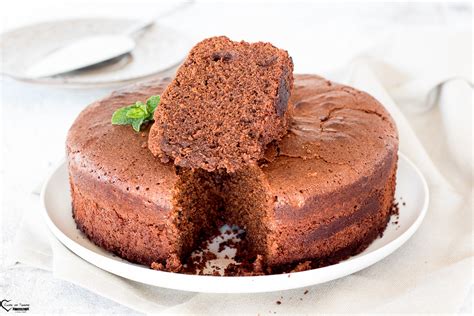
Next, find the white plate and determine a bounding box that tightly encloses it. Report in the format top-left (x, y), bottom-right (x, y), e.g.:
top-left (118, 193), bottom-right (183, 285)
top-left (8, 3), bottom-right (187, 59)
top-left (41, 153), bottom-right (428, 293)
top-left (0, 18), bottom-right (193, 87)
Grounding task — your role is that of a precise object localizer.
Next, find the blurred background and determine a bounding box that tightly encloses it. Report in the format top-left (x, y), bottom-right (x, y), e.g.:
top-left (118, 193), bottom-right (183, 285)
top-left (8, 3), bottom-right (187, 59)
top-left (1, 0), bottom-right (472, 313)
top-left (2, 0), bottom-right (471, 74)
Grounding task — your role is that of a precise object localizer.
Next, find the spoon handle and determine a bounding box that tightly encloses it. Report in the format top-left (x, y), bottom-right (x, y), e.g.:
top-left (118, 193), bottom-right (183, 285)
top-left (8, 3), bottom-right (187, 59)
top-left (123, 1), bottom-right (195, 36)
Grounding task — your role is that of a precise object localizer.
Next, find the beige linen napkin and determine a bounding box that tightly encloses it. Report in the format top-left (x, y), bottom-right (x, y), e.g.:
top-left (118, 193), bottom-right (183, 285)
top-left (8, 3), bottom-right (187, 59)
top-left (9, 32), bottom-right (473, 313)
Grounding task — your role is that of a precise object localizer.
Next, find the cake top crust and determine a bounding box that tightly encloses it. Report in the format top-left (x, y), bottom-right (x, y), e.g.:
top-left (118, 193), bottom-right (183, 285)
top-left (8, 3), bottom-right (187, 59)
top-left (262, 74), bottom-right (398, 219)
top-left (66, 79), bottom-right (178, 212)
top-left (67, 74), bottom-right (398, 214)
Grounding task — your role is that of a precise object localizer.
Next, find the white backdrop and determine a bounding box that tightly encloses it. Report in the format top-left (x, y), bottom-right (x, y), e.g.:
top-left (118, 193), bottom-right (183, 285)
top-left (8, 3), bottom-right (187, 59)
top-left (1, 1), bottom-right (472, 314)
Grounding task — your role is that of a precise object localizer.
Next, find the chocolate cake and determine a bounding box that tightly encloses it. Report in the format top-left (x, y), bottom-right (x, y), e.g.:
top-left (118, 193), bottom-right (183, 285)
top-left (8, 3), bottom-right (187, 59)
top-left (67, 75), bottom-right (398, 273)
top-left (148, 36), bottom-right (294, 172)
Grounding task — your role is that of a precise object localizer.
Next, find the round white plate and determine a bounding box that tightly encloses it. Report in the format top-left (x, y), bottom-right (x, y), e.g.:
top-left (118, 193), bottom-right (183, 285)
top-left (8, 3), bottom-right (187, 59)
top-left (0, 18), bottom-right (193, 87)
top-left (41, 153), bottom-right (428, 293)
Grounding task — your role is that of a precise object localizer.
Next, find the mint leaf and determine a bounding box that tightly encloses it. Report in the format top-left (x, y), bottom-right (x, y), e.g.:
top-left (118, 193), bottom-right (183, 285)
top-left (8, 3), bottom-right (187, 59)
top-left (111, 107), bottom-right (133, 125)
top-left (111, 95), bottom-right (160, 132)
top-left (136, 101), bottom-right (148, 116)
top-left (126, 107), bottom-right (146, 119)
top-left (131, 118), bottom-right (145, 132)
top-left (146, 95), bottom-right (161, 113)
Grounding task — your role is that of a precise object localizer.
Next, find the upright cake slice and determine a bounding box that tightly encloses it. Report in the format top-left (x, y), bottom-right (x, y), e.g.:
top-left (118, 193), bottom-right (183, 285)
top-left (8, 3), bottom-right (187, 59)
top-left (148, 36), bottom-right (294, 172)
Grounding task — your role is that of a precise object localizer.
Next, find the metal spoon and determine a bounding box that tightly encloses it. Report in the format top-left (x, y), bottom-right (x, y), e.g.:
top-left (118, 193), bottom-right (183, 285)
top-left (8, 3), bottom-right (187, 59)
top-left (24, 2), bottom-right (193, 78)
top-left (24, 18), bottom-right (156, 78)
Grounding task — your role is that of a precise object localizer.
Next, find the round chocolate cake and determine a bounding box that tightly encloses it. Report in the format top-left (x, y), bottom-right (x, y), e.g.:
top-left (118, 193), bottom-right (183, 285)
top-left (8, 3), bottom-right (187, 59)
top-left (67, 74), bottom-right (398, 274)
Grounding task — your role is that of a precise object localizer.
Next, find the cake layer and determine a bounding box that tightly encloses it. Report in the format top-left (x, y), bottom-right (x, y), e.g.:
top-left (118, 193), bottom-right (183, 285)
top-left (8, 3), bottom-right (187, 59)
top-left (67, 74), bottom-right (398, 272)
top-left (71, 183), bottom-right (174, 266)
top-left (148, 36), bottom-right (294, 172)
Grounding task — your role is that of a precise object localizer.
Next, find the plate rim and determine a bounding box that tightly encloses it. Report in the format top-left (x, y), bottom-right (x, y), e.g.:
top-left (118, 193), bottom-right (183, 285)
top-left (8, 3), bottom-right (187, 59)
top-left (40, 152), bottom-right (429, 293)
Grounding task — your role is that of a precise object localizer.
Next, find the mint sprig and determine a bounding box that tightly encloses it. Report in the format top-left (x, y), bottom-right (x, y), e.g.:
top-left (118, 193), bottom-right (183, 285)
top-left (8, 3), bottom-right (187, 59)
top-left (111, 95), bottom-right (160, 132)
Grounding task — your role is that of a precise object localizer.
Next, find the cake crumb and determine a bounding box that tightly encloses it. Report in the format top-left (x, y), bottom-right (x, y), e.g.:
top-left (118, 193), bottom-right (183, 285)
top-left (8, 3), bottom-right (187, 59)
top-left (291, 261), bottom-right (312, 272)
top-left (166, 254), bottom-right (183, 272)
top-left (151, 262), bottom-right (164, 271)
top-left (276, 301), bottom-right (281, 305)
top-left (253, 254), bottom-right (265, 273)
top-left (390, 201), bottom-right (400, 216)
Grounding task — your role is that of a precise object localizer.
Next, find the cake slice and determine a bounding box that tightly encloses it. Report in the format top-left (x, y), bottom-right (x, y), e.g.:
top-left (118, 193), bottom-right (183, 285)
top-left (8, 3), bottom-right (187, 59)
top-left (148, 36), bottom-right (294, 172)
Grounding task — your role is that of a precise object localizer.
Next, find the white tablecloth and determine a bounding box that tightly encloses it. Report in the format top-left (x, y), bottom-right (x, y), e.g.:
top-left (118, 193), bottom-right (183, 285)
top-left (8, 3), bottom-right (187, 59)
top-left (2, 1), bottom-right (472, 314)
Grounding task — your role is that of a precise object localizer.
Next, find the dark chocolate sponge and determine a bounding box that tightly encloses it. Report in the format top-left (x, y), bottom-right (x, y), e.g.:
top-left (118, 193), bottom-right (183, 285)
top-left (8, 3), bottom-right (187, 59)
top-left (67, 75), bottom-right (398, 273)
top-left (148, 36), bottom-right (294, 172)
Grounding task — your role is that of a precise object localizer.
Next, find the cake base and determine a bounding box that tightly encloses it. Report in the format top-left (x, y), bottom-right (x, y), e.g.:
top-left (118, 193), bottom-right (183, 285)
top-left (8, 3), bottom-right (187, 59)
top-left (71, 167), bottom-right (397, 275)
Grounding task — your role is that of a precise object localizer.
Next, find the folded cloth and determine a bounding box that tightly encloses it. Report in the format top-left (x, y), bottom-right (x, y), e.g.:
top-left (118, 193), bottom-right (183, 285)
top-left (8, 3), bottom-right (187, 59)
top-left (351, 29), bottom-right (473, 190)
top-left (9, 31), bottom-right (472, 313)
